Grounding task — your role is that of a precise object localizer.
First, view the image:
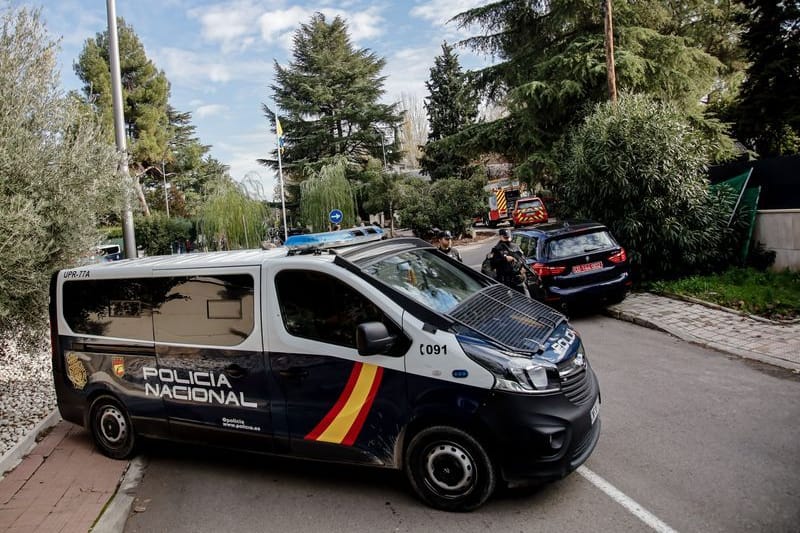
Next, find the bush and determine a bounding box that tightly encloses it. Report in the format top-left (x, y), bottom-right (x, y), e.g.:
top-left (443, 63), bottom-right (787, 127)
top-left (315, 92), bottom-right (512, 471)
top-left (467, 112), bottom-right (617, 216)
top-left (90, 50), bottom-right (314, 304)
top-left (397, 176), bottom-right (484, 237)
top-left (557, 94), bottom-right (740, 279)
top-left (134, 214), bottom-right (195, 256)
top-left (0, 7), bottom-right (119, 340)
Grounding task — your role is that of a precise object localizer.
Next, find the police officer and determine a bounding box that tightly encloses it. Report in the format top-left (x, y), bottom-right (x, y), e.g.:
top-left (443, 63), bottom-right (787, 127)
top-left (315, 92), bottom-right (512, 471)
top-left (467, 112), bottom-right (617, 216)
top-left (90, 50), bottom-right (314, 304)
top-left (489, 228), bottom-right (529, 296)
top-left (437, 230), bottom-right (462, 262)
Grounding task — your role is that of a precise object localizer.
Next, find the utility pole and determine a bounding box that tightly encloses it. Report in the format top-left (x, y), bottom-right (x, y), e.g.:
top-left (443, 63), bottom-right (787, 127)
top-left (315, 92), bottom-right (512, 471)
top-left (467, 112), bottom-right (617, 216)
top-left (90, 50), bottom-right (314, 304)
top-left (603, 0), bottom-right (618, 105)
top-left (106, 0), bottom-right (137, 258)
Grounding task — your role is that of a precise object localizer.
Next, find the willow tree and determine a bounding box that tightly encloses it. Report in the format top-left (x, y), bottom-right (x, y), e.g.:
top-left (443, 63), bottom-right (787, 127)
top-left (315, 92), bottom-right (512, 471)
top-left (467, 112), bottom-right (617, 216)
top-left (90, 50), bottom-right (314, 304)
top-left (199, 180), bottom-right (267, 250)
top-left (299, 158), bottom-right (357, 232)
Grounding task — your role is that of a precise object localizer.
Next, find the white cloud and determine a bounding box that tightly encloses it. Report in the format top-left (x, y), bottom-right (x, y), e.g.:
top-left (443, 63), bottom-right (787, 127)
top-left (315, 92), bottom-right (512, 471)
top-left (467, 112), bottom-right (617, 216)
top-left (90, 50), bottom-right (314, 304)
top-left (259, 6), bottom-right (385, 44)
top-left (154, 47), bottom-right (272, 87)
top-left (195, 104), bottom-right (229, 118)
top-left (188, 0), bottom-right (266, 52)
top-left (410, 0), bottom-right (488, 26)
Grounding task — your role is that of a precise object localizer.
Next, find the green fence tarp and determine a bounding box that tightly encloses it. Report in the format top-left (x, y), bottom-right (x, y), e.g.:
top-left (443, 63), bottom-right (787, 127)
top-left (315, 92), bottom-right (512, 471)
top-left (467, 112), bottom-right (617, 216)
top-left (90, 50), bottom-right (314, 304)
top-left (709, 169), bottom-right (760, 263)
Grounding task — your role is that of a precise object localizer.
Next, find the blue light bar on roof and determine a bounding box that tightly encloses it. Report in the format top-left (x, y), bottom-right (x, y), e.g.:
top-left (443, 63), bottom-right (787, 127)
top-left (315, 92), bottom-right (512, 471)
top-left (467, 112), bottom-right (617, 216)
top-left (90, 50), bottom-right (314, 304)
top-left (284, 227), bottom-right (384, 251)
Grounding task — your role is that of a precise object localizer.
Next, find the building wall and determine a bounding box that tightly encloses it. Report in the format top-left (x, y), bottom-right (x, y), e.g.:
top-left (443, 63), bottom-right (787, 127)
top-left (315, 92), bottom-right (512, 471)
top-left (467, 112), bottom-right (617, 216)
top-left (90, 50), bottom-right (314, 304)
top-left (753, 210), bottom-right (800, 271)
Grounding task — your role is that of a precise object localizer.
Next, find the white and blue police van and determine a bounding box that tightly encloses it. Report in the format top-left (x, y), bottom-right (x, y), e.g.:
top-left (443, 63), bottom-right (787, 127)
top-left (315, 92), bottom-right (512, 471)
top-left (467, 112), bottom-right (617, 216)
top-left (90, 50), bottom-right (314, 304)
top-left (50, 228), bottom-right (600, 511)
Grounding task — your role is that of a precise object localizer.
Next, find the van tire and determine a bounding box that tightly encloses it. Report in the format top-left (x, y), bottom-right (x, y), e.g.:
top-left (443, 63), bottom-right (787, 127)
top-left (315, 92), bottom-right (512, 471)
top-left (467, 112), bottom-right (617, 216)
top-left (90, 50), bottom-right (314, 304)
top-left (88, 395), bottom-right (136, 459)
top-left (404, 426), bottom-right (496, 512)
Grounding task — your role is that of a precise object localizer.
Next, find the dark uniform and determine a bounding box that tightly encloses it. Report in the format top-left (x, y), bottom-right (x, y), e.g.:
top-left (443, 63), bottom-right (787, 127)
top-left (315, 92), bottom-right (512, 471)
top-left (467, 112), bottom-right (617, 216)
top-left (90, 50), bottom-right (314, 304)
top-left (437, 231), bottom-right (463, 262)
top-left (489, 230), bottom-right (529, 296)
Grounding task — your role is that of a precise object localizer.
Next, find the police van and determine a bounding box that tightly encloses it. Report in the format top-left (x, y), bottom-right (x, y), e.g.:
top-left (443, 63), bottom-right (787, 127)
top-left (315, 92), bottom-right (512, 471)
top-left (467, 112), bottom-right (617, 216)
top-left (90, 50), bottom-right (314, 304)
top-left (50, 228), bottom-right (601, 511)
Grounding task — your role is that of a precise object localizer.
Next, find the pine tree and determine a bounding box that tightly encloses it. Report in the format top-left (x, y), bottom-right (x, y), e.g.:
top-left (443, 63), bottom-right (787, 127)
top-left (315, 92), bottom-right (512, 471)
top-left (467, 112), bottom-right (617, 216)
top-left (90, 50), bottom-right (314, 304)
top-left (260, 13), bottom-right (402, 182)
top-left (733, 0), bottom-right (800, 156)
top-left (74, 18), bottom-right (171, 214)
top-left (420, 42), bottom-right (479, 181)
top-left (447, 0), bottom-right (738, 182)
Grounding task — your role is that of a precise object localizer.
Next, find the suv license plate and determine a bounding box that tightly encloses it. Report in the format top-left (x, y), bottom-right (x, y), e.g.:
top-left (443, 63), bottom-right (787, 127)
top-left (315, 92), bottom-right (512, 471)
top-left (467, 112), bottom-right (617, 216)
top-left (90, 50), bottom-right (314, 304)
top-left (590, 397), bottom-right (600, 425)
top-left (573, 261), bottom-right (603, 273)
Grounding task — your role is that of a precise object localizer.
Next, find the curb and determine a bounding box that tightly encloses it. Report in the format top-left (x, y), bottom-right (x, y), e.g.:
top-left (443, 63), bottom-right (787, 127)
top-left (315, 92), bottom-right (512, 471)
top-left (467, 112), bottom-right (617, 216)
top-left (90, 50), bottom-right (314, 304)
top-left (605, 307), bottom-right (800, 373)
top-left (92, 455), bottom-right (148, 533)
top-left (658, 292), bottom-right (800, 325)
top-left (0, 409), bottom-right (61, 478)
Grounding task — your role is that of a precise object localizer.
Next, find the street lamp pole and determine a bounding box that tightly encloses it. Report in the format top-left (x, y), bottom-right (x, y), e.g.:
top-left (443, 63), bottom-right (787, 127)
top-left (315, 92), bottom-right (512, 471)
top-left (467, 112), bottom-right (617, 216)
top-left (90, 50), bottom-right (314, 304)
top-left (161, 160), bottom-right (170, 218)
top-left (106, 0), bottom-right (137, 258)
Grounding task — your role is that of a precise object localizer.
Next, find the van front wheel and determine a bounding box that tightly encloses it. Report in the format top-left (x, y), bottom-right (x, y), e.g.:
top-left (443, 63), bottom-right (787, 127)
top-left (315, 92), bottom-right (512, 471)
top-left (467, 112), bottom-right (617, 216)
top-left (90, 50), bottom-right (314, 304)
top-left (404, 426), bottom-right (496, 511)
top-left (88, 395), bottom-right (135, 459)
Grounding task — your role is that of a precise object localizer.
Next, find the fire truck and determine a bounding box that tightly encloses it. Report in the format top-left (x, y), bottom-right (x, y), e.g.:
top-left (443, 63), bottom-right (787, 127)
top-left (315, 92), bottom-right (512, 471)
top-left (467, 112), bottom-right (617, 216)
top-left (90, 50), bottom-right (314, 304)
top-left (479, 179), bottom-right (524, 227)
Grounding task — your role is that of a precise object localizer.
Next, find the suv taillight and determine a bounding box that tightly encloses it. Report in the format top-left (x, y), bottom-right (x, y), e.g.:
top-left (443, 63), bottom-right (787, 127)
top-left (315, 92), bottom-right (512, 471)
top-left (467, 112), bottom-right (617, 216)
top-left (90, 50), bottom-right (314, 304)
top-left (532, 263), bottom-right (566, 276)
top-left (608, 248), bottom-right (627, 263)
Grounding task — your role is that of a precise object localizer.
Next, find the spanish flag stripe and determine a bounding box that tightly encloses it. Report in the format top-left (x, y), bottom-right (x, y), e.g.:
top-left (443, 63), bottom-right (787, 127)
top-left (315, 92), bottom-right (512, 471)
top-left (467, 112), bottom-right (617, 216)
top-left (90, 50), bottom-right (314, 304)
top-left (316, 363), bottom-right (379, 443)
top-left (341, 366), bottom-right (384, 446)
top-left (305, 362), bottom-right (363, 441)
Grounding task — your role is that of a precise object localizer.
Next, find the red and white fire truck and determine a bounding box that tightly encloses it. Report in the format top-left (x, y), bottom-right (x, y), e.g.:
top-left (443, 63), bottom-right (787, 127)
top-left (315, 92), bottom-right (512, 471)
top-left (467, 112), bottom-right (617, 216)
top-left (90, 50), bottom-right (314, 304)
top-left (478, 179), bottom-right (524, 227)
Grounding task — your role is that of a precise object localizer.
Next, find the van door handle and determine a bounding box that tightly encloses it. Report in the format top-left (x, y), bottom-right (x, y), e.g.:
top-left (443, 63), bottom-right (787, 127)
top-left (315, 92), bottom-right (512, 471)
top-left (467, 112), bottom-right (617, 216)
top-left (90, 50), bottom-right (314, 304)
top-left (224, 364), bottom-right (246, 379)
top-left (279, 367), bottom-right (309, 379)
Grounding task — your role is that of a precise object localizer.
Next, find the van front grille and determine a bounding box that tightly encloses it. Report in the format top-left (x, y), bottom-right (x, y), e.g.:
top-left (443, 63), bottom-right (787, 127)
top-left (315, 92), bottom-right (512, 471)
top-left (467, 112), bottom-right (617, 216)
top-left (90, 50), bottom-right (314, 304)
top-left (449, 285), bottom-right (565, 353)
top-left (560, 367), bottom-right (592, 405)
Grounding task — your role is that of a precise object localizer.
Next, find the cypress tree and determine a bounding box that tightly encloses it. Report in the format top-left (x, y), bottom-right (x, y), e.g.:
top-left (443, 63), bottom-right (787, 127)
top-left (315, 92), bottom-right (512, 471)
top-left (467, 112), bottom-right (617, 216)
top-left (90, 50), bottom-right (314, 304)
top-left (420, 42), bottom-right (479, 181)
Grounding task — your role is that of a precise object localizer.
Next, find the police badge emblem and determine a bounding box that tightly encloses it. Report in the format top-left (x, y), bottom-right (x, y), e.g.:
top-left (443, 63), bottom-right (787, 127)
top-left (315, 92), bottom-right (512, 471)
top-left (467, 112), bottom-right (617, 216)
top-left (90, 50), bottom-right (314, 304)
top-left (112, 356), bottom-right (125, 378)
top-left (66, 352), bottom-right (87, 390)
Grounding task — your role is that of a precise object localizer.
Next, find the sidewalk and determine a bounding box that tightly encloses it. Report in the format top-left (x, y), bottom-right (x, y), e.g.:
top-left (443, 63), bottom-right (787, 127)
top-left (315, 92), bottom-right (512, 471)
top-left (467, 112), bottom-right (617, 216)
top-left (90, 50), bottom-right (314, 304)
top-left (607, 292), bottom-right (800, 372)
top-left (0, 290), bottom-right (797, 533)
top-left (0, 421), bottom-right (128, 533)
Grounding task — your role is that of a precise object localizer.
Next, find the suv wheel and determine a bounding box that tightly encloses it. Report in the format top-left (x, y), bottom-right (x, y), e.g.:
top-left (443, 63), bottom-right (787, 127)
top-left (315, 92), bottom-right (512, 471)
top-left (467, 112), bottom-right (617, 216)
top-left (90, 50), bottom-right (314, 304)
top-left (404, 426), bottom-right (496, 511)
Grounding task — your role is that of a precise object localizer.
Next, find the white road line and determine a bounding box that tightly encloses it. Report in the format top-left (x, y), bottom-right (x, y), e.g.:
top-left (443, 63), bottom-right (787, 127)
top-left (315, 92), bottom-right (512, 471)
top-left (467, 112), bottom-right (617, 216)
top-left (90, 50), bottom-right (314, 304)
top-left (577, 466), bottom-right (679, 533)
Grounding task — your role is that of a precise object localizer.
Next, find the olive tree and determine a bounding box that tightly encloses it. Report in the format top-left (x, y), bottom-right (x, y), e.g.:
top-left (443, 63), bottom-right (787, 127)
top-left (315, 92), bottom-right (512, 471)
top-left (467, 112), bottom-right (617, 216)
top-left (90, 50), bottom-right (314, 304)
top-left (0, 6), bottom-right (120, 337)
top-left (558, 94), bottom-right (739, 279)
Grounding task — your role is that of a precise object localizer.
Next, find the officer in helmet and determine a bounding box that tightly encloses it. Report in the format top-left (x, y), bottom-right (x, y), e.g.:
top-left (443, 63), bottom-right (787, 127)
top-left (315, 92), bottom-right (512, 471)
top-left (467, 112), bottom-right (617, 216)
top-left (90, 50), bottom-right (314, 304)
top-left (437, 230), bottom-right (462, 262)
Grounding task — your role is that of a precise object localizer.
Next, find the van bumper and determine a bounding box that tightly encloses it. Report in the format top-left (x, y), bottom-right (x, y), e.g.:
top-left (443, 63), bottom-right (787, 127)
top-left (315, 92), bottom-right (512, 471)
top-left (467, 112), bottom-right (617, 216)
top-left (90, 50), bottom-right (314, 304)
top-left (477, 367), bottom-right (601, 484)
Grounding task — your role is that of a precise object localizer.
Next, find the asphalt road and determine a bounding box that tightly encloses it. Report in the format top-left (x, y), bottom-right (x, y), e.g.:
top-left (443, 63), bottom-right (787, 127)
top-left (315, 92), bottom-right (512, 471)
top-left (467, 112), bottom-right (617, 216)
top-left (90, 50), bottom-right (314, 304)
top-left (124, 239), bottom-right (800, 532)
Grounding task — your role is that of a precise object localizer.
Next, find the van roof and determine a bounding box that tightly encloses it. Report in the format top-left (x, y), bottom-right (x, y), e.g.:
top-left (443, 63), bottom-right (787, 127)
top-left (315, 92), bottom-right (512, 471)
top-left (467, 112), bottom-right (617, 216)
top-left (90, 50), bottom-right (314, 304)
top-left (66, 248), bottom-right (292, 273)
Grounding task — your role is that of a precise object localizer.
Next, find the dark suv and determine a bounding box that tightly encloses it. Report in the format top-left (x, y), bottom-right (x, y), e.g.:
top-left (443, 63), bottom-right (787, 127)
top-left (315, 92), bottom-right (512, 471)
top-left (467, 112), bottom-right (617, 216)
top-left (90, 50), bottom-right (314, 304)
top-left (482, 221), bottom-right (631, 308)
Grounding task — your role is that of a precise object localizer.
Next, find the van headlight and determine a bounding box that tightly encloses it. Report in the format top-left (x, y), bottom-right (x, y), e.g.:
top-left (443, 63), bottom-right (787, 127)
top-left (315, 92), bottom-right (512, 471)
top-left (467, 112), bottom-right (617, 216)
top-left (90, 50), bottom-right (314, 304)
top-left (457, 336), bottom-right (559, 394)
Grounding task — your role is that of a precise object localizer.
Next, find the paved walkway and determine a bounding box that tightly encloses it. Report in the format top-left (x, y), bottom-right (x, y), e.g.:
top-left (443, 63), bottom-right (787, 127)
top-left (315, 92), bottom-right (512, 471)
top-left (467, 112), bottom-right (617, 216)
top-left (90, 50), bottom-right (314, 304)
top-left (0, 291), bottom-right (797, 533)
top-left (607, 292), bottom-right (800, 372)
top-left (0, 422), bottom-right (127, 533)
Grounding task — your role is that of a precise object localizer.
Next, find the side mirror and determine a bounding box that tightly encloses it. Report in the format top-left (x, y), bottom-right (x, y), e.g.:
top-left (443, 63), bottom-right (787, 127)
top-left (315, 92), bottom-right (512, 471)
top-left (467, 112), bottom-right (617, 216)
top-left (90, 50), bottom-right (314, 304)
top-left (356, 322), bottom-right (396, 356)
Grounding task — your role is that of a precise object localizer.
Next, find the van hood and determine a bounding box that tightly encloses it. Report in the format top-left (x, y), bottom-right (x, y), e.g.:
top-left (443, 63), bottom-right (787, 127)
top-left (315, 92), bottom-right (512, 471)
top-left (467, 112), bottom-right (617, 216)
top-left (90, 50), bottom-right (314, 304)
top-left (448, 284), bottom-right (568, 361)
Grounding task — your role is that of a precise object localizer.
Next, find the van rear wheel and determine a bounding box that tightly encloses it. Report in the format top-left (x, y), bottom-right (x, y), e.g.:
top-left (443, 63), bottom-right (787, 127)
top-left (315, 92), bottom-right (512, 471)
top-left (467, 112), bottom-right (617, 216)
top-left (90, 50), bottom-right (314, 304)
top-left (404, 426), bottom-right (496, 511)
top-left (88, 395), bottom-right (135, 459)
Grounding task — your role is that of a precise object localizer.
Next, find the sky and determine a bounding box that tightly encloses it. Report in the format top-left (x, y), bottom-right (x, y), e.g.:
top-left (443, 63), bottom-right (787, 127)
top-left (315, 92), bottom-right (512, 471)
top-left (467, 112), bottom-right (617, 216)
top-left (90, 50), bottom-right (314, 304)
top-left (30, 0), bottom-right (492, 200)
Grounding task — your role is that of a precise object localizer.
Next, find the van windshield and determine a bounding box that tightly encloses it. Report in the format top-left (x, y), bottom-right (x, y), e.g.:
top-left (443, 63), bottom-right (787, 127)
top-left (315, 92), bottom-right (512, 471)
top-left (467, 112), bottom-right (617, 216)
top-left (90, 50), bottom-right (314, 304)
top-left (363, 250), bottom-right (487, 313)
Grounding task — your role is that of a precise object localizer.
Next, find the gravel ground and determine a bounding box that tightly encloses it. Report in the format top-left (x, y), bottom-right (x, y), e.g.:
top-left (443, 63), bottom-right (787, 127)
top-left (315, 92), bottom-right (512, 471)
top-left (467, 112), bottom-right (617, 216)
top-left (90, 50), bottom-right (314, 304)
top-left (0, 331), bottom-right (56, 457)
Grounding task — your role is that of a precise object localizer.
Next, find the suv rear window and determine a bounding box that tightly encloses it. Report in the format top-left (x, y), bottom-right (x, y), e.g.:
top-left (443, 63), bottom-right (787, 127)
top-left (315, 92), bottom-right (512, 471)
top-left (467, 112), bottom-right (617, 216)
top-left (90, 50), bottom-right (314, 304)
top-left (515, 199), bottom-right (543, 212)
top-left (546, 230), bottom-right (615, 259)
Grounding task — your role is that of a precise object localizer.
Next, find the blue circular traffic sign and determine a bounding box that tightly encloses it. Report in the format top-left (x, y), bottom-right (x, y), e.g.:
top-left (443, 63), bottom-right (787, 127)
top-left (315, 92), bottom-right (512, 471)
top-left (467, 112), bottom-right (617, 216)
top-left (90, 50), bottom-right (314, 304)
top-left (329, 209), bottom-right (343, 224)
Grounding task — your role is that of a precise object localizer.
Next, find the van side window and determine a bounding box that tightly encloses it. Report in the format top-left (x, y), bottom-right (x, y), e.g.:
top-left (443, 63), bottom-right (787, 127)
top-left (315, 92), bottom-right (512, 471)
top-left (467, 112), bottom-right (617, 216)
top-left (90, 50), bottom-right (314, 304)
top-left (62, 279), bottom-right (153, 341)
top-left (152, 274), bottom-right (254, 347)
top-left (275, 270), bottom-right (409, 355)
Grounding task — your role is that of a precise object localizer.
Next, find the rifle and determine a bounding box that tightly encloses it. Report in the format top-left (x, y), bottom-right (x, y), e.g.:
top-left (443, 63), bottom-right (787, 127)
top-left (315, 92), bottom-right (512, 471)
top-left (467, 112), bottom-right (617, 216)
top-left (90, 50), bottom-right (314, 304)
top-left (508, 249), bottom-right (536, 279)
